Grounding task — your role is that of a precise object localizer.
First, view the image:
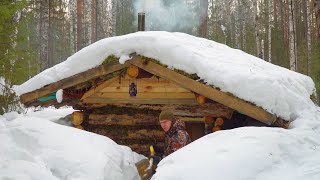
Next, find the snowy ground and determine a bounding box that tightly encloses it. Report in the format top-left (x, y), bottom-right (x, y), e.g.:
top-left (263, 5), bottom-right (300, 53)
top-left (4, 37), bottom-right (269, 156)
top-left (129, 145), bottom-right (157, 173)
top-left (0, 107), bottom-right (144, 180)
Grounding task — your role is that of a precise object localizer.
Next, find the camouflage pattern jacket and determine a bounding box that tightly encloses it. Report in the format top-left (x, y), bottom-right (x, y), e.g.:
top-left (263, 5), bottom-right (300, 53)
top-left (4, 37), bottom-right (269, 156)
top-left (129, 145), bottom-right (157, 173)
top-left (164, 120), bottom-right (191, 156)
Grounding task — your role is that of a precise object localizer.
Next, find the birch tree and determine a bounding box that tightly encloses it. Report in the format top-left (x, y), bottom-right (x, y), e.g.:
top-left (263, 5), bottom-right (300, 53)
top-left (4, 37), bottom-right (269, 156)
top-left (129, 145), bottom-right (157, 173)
top-left (303, 0), bottom-right (312, 74)
top-left (288, 0), bottom-right (297, 71)
top-left (268, 0), bottom-right (272, 63)
top-left (39, 0), bottom-right (50, 71)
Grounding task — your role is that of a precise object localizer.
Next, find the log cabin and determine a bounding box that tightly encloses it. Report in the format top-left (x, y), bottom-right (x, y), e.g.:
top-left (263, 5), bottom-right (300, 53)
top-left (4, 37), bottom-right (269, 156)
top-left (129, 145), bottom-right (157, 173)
top-left (17, 52), bottom-right (290, 156)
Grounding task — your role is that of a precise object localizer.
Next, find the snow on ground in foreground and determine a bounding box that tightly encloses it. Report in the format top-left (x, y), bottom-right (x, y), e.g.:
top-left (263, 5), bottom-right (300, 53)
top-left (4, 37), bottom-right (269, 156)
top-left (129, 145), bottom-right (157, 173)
top-left (0, 108), bottom-right (145, 180)
top-left (14, 31), bottom-right (315, 122)
top-left (152, 107), bottom-right (320, 180)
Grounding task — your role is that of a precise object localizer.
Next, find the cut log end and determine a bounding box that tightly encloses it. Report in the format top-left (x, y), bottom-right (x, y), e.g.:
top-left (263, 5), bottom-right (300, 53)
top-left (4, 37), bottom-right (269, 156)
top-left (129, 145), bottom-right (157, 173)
top-left (75, 125), bottom-right (84, 130)
top-left (215, 117), bottom-right (224, 126)
top-left (196, 95), bottom-right (206, 104)
top-left (71, 111), bottom-right (84, 125)
top-left (204, 116), bottom-right (213, 125)
top-left (127, 65), bottom-right (139, 78)
top-left (212, 126), bottom-right (221, 132)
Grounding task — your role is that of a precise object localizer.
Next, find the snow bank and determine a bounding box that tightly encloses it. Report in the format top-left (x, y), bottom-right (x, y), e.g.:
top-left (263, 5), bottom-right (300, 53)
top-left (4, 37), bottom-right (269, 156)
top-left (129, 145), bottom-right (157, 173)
top-left (0, 111), bottom-right (144, 180)
top-left (153, 107), bottom-right (320, 180)
top-left (151, 103), bottom-right (320, 180)
top-left (14, 31), bottom-right (315, 122)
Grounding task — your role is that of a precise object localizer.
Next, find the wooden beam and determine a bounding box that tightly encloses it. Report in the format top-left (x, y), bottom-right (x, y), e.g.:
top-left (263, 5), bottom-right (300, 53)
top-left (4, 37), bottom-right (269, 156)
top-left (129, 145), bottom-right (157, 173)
top-left (88, 113), bottom-right (159, 126)
top-left (128, 56), bottom-right (278, 125)
top-left (88, 128), bottom-right (164, 141)
top-left (83, 103), bottom-right (234, 119)
top-left (82, 97), bottom-right (198, 105)
top-left (101, 86), bottom-right (190, 93)
top-left (89, 92), bottom-right (196, 99)
top-left (81, 76), bottom-right (119, 100)
top-left (20, 63), bottom-right (127, 104)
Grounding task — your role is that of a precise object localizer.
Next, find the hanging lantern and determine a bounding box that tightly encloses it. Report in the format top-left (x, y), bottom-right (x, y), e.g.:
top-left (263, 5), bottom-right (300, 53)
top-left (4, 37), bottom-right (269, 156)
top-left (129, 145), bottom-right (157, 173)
top-left (129, 82), bottom-right (137, 97)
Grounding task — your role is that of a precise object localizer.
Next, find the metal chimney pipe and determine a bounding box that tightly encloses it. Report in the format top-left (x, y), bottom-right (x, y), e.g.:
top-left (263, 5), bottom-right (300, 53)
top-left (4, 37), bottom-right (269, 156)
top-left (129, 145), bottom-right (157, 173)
top-left (138, 12), bottom-right (145, 31)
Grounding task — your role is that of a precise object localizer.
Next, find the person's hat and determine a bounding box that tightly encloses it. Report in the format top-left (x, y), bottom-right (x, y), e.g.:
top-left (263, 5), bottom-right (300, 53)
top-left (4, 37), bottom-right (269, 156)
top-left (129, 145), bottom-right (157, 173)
top-left (159, 111), bottom-right (175, 122)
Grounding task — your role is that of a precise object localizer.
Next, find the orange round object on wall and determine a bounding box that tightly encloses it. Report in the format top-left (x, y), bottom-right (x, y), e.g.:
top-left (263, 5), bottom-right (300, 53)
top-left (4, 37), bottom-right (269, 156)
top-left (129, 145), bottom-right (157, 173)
top-left (215, 117), bottom-right (224, 126)
top-left (127, 65), bottom-right (139, 78)
top-left (196, 95), bottom-right (206, 104)
top-left (204, 116), bottom-right (214, 125)
top-left (212, 126), bottom-right (221, 132)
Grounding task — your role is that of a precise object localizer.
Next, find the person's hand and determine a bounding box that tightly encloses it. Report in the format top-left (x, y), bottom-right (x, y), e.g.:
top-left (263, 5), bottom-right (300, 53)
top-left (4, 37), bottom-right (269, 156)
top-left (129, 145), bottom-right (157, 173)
top-left (149, 155), bottom-right (161, 165)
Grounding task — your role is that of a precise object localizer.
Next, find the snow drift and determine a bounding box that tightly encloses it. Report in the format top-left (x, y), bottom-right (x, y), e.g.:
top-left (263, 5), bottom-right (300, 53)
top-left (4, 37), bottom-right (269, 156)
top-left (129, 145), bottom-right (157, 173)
top-left (0, 109), bottom-right (144, 180)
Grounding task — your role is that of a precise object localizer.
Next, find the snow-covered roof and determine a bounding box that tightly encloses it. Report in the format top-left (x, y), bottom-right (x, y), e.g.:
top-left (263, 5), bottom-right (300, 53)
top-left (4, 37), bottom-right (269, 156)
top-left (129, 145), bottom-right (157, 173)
top-left (14, 31), bottom-right (316, 121)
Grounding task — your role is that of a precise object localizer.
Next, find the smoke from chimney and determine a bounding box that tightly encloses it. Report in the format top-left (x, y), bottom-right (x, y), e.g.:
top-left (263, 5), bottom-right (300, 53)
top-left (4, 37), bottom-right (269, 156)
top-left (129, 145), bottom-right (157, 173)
top-left (134, 0), bottom-right (205, 33)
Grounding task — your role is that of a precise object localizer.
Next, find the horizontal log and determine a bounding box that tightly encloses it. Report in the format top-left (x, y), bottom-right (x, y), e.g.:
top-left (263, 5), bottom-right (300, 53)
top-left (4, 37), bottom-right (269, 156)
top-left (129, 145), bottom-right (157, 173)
top-left (98, 104), bottom-right (234, 119)
top-left (101, 86), bottom-right (190, 93)
top-left (176, 116), bottom-right (204, 123)
top-left (83, 97), bottom-right (198, 105)
top-left (90, 92), bottom-right (196, 99)
top-left (88, 128), bottom-right (165, 141)
top-left (88, 113), bottom-right (159, 126)
top-left (105, 78), bottom-right (181, 88)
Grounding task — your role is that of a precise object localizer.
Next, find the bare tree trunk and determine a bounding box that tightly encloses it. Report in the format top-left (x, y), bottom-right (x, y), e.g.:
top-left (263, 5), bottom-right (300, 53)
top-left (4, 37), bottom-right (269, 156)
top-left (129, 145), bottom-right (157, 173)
top-left (254, 0), bottom-right (261, 58)
top-left (83, 0), bottom-right (92, 46)
top-left (235, 0), bottom-right (241, 49)
top-left (40, 0), bottom-right (49, 71)
top-left (91, 0), bottom-right (97, 42)
top-left (274, 0), bottom-right (277, 21)
top-left (303, 0), bottom-right (312, 75)
top-left (111, 0), bottom-right (118, 36)
top-left (261, 39), bottom-right (265, 60)
top-left (288, 0), bottom-right (297, 71)
top-left (77, 0), bottom-right (83, 51)
top-left (315, 0), bottom-right (320, 41)
top-left (199, 0), bottom-right (208, 38)
top-left (268, 0), bottom-right (272, 63)
top-left (48, 0), bottom-right (53, 67)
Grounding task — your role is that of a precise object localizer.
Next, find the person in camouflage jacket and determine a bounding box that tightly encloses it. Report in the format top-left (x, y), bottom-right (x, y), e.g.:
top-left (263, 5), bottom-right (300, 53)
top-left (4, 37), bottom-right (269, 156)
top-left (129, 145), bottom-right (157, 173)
top-left (159, 111), bottom-right (192, 157)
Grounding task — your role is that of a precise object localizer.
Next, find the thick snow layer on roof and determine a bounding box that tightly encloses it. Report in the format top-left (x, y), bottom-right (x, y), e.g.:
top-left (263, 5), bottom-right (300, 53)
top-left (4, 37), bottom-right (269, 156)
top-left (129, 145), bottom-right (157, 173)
top-left (0, 108), bottom-right (144, 180)
top-left (14, 31), bottom-right (316, 121)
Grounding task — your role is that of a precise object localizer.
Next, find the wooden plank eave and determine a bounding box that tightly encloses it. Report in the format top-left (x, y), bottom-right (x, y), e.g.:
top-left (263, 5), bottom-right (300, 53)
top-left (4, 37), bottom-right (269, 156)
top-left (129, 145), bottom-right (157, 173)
top-left (20, 63), bottom-right (128, 104)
